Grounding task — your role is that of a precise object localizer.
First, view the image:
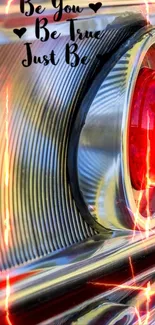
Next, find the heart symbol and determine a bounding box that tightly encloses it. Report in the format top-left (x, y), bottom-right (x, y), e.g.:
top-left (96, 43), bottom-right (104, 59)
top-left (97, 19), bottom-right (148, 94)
top-left (89, 2), bottom-right (102, 13)
top-left (13, 27), bottom-right (27, 39)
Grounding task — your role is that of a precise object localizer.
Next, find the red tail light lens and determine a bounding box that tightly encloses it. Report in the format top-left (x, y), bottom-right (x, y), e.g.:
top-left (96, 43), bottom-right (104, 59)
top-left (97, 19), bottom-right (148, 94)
top-left (129, 67), bottom-right (155, 191)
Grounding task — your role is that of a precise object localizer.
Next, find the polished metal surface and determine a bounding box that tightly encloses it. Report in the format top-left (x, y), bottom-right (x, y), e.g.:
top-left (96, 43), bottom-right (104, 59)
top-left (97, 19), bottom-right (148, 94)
top-left (0, 1), bottom-right (155, 322)
top-left (40, 302), bottom-right (138, 324)
top-left (0, 232), bottom-right (155, 312)
top-left (0, 12), bottom-right (147, 270)
top-left (37, 262), bottom-right (155, 324)
top-left (77, 29), bottom-right (155, 231)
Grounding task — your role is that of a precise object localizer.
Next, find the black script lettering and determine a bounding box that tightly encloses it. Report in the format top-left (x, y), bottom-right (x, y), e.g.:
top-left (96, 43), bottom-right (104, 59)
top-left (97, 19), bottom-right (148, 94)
top-left (52, 0), bottom-right (83, 22)
top-left (67, 19), bottom-right (77, 42)
top-left (22, 43), bottom-right (32, 67)
top-left (20, 0), bottom-right (45, 16)
top-left (52, 0), bottom-right (63, 21)
top-left (77, 29), bottom-right (102, 40)
top-left (65, 43), bottom-right (89, 67)
top-left (68, 19), bottom-right (102, 41)
top-left (51, 31), bottom-right (61, 39)
top-left (22, 43), bottom-right (59, 67)
top-left (35, 18), bottom-right (49, 42)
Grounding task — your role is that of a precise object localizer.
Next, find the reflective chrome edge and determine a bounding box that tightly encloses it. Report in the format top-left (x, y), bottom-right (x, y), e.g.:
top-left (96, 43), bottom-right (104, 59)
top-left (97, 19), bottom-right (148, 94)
top-left (77, 29), bottom-right (155, 231)
top-left (39, 302), bottom-right (138, 325)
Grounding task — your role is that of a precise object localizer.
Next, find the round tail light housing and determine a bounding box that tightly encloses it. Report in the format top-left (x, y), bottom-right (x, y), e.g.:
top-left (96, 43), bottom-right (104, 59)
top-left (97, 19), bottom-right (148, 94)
top-left (70, 29), bottom-right (155, 232)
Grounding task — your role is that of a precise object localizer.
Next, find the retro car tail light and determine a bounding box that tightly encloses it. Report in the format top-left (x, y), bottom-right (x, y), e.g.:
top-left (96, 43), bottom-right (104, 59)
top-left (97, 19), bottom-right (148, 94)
top-left (1, 0), bottom-right (155, 322)
top-left (70, 31), bottom-right (155, 232)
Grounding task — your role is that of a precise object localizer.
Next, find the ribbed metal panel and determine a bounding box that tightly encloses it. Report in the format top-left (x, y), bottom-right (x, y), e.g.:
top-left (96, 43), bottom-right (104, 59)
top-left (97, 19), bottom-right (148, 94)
top-left (78, 52), bottom-right (130, 224)
top-left (0, 17), bottom-right (146, 270)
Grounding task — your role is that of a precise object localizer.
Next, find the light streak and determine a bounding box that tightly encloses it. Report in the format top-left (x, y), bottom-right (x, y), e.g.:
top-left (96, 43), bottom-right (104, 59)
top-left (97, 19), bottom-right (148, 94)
top-left (128, 255), bottom-right (152, 325)
top-left (89, 281), bottom-right (154, 294)
top-left (129, 256), bottom-right (136, 285)
top-left (145, 111), bottom-right (151, 239)
top-left (5, 87), bottom-right (9, 188)
top-left (4, 87), bottom-right (10, 247)
top-left (144, 281), bottom-right (151, 325)
top-left (5, 275), bottom-right (12, 325)
top-left (133, 190), bottom-right (143, 240)
top-left (5, 0), bottom-right (14, 14)
top-left (89, 258), bottom-right (154, 325)
top-left (4, 208), bottom-right (10, 247)
top-left (144, 0), bottom-right (150, 22)
top-left (4, 86), bottom-right (12, 325)
top-left (89, 280), bottom-right (154, 324)
top-left (129, 257), bottom-right (141, 325)
top-left (135, 307), bottom-right (142, 325)
top-left (133, 110), bottom-right (154, 240)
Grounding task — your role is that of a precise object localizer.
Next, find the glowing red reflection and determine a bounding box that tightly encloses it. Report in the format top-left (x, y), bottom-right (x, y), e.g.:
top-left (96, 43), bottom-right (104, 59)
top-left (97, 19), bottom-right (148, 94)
top-left (129, 67), bottom-right (155, 191)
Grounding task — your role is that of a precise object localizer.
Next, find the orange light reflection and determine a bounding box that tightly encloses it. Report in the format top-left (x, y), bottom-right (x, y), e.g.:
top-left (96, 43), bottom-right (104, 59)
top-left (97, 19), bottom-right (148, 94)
top-left (5, 275), bottom-right (12, 325)
top-left (133, 110), bottom-right (155, 240)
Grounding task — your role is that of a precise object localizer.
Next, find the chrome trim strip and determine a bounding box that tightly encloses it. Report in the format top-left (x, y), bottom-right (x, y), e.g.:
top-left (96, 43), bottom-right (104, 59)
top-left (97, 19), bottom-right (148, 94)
top-left (39, 264), bottom-right (155, 324)
top-left (0, 232), bottom-right (155, 312)
top-left (39, 302), bottom-right (138, 325)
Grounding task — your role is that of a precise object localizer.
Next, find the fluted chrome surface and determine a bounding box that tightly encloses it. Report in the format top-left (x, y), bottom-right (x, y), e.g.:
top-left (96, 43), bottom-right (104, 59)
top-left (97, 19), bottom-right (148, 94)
top-left (40, 302), bottom-right (138, 324)
top-left (0, 38), bottom-right (96, 270)
top-left (0, 13), bottom-right (145, 270)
